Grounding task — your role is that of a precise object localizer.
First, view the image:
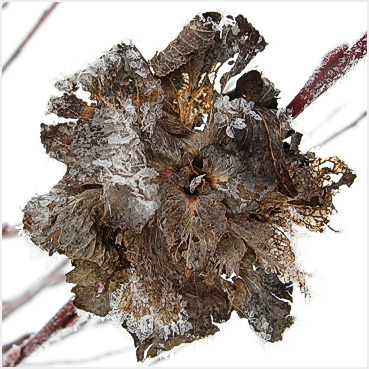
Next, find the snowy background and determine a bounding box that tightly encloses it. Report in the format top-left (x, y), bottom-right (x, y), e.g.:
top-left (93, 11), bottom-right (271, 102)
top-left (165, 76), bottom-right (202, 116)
top-left (2, 2), bottom-right (367, 367)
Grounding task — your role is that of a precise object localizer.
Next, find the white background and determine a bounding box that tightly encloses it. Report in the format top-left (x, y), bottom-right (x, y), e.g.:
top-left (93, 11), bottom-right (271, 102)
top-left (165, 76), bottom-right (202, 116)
top-left (2, 2), bottom-right (367, 367)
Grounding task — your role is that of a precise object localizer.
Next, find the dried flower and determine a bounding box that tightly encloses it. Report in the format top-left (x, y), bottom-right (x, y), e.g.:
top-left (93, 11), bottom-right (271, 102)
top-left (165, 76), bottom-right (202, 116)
top-left (23, 12), bottom-right (356, 361)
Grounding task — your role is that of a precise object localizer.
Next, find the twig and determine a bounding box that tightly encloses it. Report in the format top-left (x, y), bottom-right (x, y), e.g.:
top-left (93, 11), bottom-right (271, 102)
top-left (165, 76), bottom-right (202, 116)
top-left (2, 334), bottom-right (32, 354)
top-left (21, 347), bottom-right (130, 367)
top-left (2, 299), bottom-right (80, 367)
top-left (2, 2), bottom-right (9, 9)
top-left (2, 223), bottom-right (20, 238)
top-left (286, 32), bottom-right (367, 118)
top-left (2, 2), bottom-right (59, 73)
top-left (2, 259), bottom-right (69, 320)
top-left (308, 104), bottom-right (346, 137)
top-left (2, 316), bottom-right (92, 359)
top-left (315, 111), bottom-right (367, 147)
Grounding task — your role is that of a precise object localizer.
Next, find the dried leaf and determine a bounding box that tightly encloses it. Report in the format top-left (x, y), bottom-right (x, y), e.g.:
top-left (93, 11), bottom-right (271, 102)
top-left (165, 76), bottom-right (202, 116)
top-left (22, 11), bottom-right (357, 361)
top-left (158, 184), bottom-right (228, 272)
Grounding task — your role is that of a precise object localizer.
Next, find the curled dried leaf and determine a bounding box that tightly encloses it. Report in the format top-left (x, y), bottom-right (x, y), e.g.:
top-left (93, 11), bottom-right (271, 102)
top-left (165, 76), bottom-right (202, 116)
top-left (23, 11), bottom-right (356, 361)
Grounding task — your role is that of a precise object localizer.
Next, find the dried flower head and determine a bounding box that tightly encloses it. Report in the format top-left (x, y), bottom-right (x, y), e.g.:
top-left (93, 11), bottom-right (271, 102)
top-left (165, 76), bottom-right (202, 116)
top-left (23, 12), bottom-right (357, 361)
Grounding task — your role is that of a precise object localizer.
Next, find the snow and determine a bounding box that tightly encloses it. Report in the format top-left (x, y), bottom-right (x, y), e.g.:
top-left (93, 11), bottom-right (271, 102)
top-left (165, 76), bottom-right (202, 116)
top-left (2, 2), bottom-right (367, 367)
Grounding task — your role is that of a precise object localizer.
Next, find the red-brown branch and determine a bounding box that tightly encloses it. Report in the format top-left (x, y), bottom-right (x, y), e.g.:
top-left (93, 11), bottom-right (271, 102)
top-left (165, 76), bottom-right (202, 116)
top-left (2, 299), bottom-right (79, 367)
top-left (286, 32), bottom-right (367, 118)
top-left (2, 2), bottom-right (59, 73)
top-left (2, 334), bottom-right (32, 354)
top-left (2, 259), bottom-right (69, 320)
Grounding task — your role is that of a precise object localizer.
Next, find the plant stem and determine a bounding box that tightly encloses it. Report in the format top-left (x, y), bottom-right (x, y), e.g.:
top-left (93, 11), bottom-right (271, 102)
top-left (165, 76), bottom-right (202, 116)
top-left (315, 111), bottom-right (367, 147)
top-left (2, 299), bottom-right (80, 367)
top-left (2, 223), bottom-right (19, 238)
top-left (2, 259), bottom-right (69, 320)
top-left (2, 334), bottom-right (32, 354)
top-left (286, 32), bottom-right (367, 118)
top-left (2, 2), bottom-right (59, 73)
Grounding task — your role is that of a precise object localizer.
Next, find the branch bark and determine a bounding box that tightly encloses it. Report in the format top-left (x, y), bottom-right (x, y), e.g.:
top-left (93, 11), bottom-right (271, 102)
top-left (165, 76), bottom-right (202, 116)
top-left (2, 299), bottom-right (80, 367)
top-left (286, 32), bottom-right (367, 118)
top-left (2, 334), bottom-right (32, 354)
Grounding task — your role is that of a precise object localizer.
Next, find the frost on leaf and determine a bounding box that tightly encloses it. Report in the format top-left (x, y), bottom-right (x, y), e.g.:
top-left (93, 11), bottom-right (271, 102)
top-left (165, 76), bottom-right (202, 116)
top-left (23, 11), bottom-right (357, 361)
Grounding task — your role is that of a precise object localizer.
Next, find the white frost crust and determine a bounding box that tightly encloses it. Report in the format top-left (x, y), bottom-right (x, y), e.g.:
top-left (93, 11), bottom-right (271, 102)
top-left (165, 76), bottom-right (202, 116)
top-left (199, 12), bottom-right (240, 38)
top-left (43, 98), bottom-right (160, 223)
top-left (247, 311), bottom-right (273, 341)
top-left (125, 48), bottom-right (148, 78)
top-left (108, 272), bottom-right (193, 343)
top-left (213, 95), bottom-right (261, 138)
top-left (54, 43), bottom-right (161, 100)
top-left (139, 99), bottom-right (163, 136)
top-left (91, 105), bottom-right (160, 218)
top-left (49, 41), bottom-right (164, 228)
top-left (72, 44), bottom-right (124, 91)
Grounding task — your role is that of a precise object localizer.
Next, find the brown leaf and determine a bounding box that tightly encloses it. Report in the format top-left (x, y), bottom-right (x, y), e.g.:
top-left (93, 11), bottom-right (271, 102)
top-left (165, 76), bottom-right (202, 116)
top-left (227, 70), bottom-right (279, 109)
top-left (22, 10), bottom-right (358, 362)
top-left (158, 184), bottom-right (228, 272)
top-left (225, 247), bottom-right (294, 342)
top-left (149, 14), bottom-right (216, 77)
top-left (23, 186), bottom-right (120, 273)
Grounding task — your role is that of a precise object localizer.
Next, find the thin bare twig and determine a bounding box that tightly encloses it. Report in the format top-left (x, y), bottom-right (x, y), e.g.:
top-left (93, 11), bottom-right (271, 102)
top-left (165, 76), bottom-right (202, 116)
top-left (2, 316), bottom-right (92, 360)
top-left (2, 259), bottom-right (69, 320)
top-left (2, 2), bottom-right (59, 73)
top-left (2, 223), bottom-right (20, 238)
top-left (315, 111), bottom-right (367, 147)
top-left (21, 347), bottom-right (130, 367)
top-left (2, 299), bottom-right (80, 367)
top-left (308, 104), bottom-right (346, 137)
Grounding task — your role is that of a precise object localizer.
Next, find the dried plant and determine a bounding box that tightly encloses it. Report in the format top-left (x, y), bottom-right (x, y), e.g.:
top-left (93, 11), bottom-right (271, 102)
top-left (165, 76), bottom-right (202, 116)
top-left (22, 12), bottom-right (364, 361)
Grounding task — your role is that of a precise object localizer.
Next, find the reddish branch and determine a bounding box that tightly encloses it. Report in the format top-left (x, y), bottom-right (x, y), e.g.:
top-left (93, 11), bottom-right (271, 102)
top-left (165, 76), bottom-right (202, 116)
top-left (2, 2), bottom-right (59, 73)
top-left (2, 259), bottom-right (69, 320)
top-left (2, 334), bottom-right (32, 354)
top-left (2, 223), bottom-right (19, 238)
top-left (2, 299), bottom-right (79, 367)
top-left (287, 32), bottom-right (367, 118)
